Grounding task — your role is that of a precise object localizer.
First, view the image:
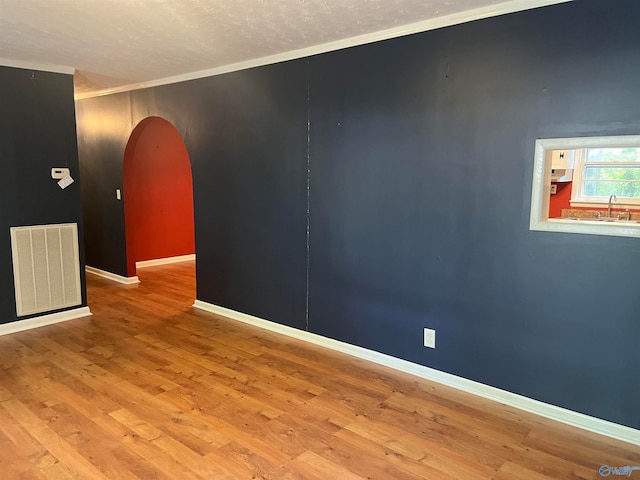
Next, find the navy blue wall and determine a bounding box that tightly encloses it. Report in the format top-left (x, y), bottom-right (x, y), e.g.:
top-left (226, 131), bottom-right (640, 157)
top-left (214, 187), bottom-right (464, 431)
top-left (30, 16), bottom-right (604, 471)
top-left (0, 66), bottom-right (86, 323)
top-left (76, 1), bottom-right (640, 429)
top-left (77, 93), bottom-right (133, 275)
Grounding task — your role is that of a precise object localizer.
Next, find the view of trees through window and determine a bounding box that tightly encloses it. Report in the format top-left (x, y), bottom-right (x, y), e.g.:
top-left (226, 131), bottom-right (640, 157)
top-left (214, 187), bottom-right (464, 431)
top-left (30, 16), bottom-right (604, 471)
top-left (582, 147), bottom-right (640, 199)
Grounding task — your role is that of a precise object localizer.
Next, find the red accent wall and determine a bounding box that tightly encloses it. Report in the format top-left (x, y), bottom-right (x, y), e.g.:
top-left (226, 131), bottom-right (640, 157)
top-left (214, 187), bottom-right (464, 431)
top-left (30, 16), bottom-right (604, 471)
top-left (123, 117), bottom-right (195, 276)
top-left (548, 182), bottom-right (573, 218)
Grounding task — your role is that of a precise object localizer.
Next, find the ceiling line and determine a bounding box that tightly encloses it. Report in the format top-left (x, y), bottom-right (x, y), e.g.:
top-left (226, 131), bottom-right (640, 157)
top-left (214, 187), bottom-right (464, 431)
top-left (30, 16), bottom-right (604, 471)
top-left (66, 0), bottom-right (569, 100)
top-left (0, 57), bottom-right (75, 75)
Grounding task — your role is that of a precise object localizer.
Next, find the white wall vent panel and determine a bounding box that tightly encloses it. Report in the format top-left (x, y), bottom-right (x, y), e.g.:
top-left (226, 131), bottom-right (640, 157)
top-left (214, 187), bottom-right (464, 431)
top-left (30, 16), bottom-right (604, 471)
top-left (10, 223), bottom-right (81, 317)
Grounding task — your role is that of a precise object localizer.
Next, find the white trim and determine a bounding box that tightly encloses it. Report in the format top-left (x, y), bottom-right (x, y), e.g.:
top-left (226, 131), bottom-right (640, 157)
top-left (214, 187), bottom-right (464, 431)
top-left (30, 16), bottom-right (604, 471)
top-left (136, 254), bottom-right (195, 269)
top-left (0, 58), bottom-right (75, 75)
top-left (570, 201), bottom-right (640, 209)
top-left (0, 306), bottom-right (91, 337)
top-left (193, 299), bottom-right (640, 446)
top-left (75, 0), bottom-right (571, 100)
top-left (530, 136), bottom-right (640, 238)
top-left (85, 266), bottom-right (140, 285)
top-left (570, 146), bottom-right (640, 206)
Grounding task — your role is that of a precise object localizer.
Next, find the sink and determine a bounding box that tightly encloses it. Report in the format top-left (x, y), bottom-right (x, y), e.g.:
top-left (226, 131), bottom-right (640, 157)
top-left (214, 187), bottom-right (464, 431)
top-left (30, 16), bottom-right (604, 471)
top-left (562, 217), bottom-right (640, 225)
top-left (594, 217), bottom-right (639, 223)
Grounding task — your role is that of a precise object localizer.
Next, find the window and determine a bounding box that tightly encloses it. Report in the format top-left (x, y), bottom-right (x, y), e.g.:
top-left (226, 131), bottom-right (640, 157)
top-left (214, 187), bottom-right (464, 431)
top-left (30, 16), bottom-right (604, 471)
top-left (529, 135), bottom-right (640, 239)
top-left (571, 147), bottom-right (640, 205)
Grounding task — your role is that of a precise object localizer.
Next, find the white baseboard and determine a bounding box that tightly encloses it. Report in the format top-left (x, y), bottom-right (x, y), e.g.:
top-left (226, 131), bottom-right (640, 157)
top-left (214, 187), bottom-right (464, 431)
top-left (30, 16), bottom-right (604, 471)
top-left (193, 300), bottom-right (640, 447)
top-left (136, 254), bottom-right (195, 269)
top-left (0, 306), bottom-right (92, 336)
top-left (85, 266), bottom-right (139, 285)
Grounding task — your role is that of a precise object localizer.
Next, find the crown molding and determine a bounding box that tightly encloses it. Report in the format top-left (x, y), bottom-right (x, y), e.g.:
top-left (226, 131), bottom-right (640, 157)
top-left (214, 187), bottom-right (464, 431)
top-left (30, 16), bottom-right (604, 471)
top-left (0, 58), bottom-right (75, 75)
top-left (75, 0), bottom-right (571, 100)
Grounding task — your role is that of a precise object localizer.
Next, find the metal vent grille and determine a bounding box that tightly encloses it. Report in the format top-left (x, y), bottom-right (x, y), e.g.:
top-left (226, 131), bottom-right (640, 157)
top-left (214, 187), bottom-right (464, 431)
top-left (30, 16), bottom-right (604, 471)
top-left (10, 223), bottom-right (81, 317)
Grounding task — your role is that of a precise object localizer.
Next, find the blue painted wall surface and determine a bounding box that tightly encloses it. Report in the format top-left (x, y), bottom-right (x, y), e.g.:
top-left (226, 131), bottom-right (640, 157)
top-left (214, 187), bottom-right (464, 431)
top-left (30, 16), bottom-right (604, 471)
top-left (76, 1), bottom-right (640, 429)
top-left (0, 66), bottom-right (86, 323)
top-left (76, 93), bottom-right (133, 276)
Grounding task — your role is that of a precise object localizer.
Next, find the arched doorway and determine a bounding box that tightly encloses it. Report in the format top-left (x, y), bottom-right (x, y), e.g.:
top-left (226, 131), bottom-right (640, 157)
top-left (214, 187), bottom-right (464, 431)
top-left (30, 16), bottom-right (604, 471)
top-left (123, 117), bottom-right (195, 278)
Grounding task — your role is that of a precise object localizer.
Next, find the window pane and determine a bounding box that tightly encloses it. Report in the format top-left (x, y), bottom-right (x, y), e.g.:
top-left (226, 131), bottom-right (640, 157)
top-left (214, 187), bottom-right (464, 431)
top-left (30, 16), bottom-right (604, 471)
top-left (582, 165), bottom-right (640, 198)
top-left (584, 165), bottom-right (640, 180)
top-left (585, 147), bottom-right (640, 163)
top-left (583, 181), bottom-right (640, 198)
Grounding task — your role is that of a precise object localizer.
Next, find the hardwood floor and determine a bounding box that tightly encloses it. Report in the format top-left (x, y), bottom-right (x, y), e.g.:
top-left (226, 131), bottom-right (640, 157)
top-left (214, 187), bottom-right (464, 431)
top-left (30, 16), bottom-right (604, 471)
top-left (0, 261), bottom-right (637, 479)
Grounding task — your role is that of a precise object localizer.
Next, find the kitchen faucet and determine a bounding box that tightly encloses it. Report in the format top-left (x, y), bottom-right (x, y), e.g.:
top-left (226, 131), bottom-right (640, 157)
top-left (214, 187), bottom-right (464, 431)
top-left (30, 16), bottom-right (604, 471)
top-left (608, 194), bottom-right (617, 218)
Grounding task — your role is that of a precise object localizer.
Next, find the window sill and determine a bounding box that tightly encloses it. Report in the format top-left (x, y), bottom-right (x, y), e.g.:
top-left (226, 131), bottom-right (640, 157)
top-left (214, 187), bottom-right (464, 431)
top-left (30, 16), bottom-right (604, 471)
top-left (570, 200), bottom-right (640, 208)
top-left (570, 201), bottom-right (608, 208)
top-left (532, 218), bottom-right (640, 238)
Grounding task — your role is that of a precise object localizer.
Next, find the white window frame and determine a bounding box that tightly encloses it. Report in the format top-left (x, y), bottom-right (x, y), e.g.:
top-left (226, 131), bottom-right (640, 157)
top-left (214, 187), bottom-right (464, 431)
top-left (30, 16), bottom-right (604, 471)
top-left (530, 135), bottom-right (640, 239)
top-left (570, 146), bottom-right (640, 207)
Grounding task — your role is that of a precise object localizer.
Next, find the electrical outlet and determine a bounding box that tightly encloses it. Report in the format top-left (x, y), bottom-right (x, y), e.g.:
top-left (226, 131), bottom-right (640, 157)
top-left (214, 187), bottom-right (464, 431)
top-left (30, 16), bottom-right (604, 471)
top-left (423, 328), bottom-right (436, 349)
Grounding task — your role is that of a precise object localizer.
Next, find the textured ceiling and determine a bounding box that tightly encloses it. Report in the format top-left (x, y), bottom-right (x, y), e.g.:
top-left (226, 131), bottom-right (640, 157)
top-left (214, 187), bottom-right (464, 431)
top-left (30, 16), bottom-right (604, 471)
top-left (0, 0), bottom-right (565, 97)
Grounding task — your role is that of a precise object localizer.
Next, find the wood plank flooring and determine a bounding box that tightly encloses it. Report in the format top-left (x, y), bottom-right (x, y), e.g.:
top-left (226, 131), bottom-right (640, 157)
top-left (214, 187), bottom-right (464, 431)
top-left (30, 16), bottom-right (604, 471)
top-left (0, 261), bottom-right (637, 479)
